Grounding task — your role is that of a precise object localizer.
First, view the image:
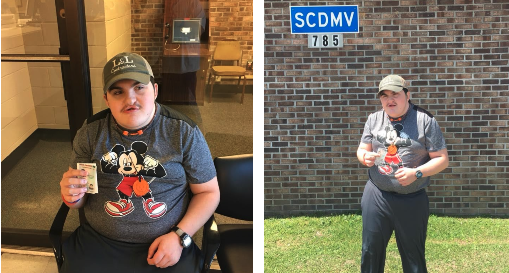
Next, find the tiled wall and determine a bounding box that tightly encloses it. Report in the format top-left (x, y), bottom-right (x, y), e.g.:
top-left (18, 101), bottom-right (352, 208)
top-left (1, 0), bottom-right (131, 160)
top-left (89, 0), bottom-right (132, 114)
top-left (23, 0), bottom-right (67, 129)
top-left (264, 0), bottom-right (509, 216)
top-left (1, 0), bottom-right (37, 161)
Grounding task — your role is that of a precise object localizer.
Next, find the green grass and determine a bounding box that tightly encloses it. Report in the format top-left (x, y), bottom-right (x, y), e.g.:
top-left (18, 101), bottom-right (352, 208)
top-left (264, 214), bottom-right (509, 273)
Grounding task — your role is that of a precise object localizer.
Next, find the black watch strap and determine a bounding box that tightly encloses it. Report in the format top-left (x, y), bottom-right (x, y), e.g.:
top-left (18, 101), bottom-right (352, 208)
top-left (171, 226), bottom-right (191, 248)
top-left (171, 226), bottom-right (183, 236)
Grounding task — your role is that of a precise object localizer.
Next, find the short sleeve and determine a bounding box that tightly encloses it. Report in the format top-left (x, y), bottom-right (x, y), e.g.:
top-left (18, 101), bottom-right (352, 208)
top-left (181, 125), bottom-right (217, 184)
top-left (425, 118), bottom-right (447, 152)
top-left (69, 120), bottom-right (93, 168)
top-left (360, 114), bottom-right (374, 144)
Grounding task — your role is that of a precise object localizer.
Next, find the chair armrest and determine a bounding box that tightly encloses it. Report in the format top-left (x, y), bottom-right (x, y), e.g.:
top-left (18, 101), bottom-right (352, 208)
top-left (201, 214), bottom-right (220, 273)
top-left (48, 202), bottom-right (70, 269)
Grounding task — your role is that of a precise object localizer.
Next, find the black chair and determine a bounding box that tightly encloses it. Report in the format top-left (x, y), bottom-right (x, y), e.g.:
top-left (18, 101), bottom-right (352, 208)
top-left (49, 197), bottom-right (220, 272)
top-left (212, 154), bottom-right (253, 273)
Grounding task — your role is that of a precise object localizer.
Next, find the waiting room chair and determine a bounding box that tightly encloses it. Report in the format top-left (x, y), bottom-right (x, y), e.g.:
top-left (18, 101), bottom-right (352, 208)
top-left (211, 154), bottom-right (253, 273)
top-left (208, 40), bottom-right (247, 104)
top-left (49, 197), bottom-right (220, 272)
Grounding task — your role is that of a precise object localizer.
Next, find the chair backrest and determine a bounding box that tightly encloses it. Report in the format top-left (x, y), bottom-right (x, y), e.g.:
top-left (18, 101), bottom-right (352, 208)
top-left (213, 41), bottom-right (242, 62)
top-left (214, 154), bottom-right (253, 221)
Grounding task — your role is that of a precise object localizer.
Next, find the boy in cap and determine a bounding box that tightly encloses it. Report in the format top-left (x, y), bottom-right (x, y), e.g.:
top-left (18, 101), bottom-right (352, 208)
top-left (59, 52), bottom-right (219, 272)
top-left (357, 75), bottom-right (449, 273)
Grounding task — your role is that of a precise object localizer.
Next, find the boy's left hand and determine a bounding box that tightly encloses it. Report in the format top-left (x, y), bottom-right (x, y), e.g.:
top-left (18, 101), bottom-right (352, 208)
top-left (394, 168), bottom-right (418, 186)
top-left (147, 232), bottom-right (183, 268)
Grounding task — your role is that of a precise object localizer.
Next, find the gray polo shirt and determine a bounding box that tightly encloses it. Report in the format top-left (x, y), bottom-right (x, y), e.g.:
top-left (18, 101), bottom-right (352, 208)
top-left (360, 104), bottom-right (447, 194)
top-left (70, 103), bottom-right (216, 243)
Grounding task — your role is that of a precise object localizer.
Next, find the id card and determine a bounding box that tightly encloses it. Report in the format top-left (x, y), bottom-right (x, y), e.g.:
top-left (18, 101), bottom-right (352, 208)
top-left (77, 163), bottom-right (98, 194)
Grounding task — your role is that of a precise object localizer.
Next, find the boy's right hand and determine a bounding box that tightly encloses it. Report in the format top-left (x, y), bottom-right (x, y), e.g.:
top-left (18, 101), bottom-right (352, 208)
top-left (60, 168), bottom-right (88, 203)
top-left (364, 152), bottom-right (380, 167)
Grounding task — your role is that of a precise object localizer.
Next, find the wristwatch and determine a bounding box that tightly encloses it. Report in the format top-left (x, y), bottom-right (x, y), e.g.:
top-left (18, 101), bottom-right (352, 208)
top-left (171, 226), bottom-right (192, 248)
top-left (415, 169), bottom-right (423, 179)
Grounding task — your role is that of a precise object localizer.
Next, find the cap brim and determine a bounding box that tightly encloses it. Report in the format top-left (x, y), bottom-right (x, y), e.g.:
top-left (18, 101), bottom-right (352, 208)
top-left (103, 72), bottom-right (151, 93)
top-left (378, 84), bottom-right (404, 94)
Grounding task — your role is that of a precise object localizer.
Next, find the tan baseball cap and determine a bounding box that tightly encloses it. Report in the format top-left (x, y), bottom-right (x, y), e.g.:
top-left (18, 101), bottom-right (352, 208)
top-left (378, 75), bottom-right (408, 94)
top-left (103, 52), bottom-right (154, 93)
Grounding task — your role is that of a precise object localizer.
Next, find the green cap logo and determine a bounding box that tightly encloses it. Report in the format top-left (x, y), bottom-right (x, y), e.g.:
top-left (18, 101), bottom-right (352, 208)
top-left (103, 52), bottom-right (154, 93)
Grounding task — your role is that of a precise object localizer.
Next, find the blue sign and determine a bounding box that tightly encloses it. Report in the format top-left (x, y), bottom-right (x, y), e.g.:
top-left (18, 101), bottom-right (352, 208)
top-left (290, 5), bottom-right (359, 34)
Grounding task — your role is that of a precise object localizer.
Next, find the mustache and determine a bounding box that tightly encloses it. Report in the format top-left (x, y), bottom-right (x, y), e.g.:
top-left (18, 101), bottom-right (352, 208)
top-left (122, 103), bottom-right (142, 111)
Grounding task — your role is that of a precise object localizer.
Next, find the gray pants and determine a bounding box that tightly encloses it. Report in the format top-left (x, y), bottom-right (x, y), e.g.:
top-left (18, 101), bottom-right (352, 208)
top-left (361, 180), bottom-right (429, 273)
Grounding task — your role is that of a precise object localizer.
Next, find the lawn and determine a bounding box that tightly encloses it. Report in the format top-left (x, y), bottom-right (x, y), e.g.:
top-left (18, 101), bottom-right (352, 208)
top-left (264, 214), bottom-right (509, 273)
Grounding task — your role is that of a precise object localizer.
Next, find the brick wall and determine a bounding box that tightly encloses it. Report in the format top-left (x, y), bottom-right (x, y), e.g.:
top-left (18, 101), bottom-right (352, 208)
top-left (210, 0), bottom-right (254, 77)
top-left (131, 0), bottom-right (165, 80)
top-left (209, 0), bottom-right (253, 67)
top-left (130, 0), bottom-right (253, 82)
top-left (264, 0), bottom-right (509, 216)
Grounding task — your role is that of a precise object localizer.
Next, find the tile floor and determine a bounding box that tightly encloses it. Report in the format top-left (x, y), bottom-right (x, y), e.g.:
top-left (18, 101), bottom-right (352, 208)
top-left (1, 246), bottom-right (57, 273)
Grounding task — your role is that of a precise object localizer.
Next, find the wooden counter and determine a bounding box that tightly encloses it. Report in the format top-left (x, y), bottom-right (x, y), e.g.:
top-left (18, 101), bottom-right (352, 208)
top-left (160, 44), bottom-right (210, 105)
top-left (159, 0), bottom-right (209, 105)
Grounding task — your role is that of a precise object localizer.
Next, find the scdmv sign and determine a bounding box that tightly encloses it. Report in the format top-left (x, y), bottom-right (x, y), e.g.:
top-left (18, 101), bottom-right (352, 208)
top-left (290, 5), bottom-right (359, 34)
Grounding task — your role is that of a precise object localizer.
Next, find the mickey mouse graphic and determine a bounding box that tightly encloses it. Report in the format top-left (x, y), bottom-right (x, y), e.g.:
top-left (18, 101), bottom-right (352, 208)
top-left (101, 141), bottom-right (167, 219)
top-left (375, 124), bottom-right (411, 175)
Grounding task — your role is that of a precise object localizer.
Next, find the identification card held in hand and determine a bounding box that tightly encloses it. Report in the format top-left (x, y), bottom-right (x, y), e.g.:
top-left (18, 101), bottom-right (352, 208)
top-left (375, 148), bottom-right (387, 166)
top-left (77, 163), bottom-right (98, 194)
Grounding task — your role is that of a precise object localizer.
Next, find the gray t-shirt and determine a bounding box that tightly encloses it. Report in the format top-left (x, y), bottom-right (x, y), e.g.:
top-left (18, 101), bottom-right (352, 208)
top-left (70, 103), bottom-right (216, 243)
top-left (360, 104), bottom-right (447, 194)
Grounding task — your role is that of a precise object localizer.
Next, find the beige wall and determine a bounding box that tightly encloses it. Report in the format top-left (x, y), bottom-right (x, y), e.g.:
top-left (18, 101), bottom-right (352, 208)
top-left (1, 0), bottom-right (37, 161)
top-left (23, 0), bottom-right (67, 130)
top-left (88, 0), bottom-right (132, 114)
top-left (1, 0), bottom-right (131, 160)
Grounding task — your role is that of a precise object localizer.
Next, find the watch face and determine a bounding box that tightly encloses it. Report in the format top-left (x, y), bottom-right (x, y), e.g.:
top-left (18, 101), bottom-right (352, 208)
top-left (416, 170), bottom-right (423, 179)
top-left (182, 235), bottom-right (192, 248)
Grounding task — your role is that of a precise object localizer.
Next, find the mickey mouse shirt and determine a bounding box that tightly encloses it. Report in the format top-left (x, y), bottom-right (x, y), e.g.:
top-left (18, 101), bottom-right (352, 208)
top-left (360, 103), bottom-right (447, 194)
top-left (69, 103), bottom-right (216, 243)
